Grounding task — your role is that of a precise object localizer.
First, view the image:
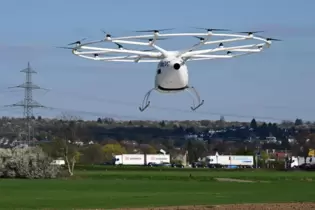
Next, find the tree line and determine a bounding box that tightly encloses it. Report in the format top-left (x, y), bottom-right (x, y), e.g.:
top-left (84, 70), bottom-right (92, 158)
top-left (0, 115), bottom-right (315, 160)
top-left (0, 116), bottom-right (312, 144)
top-left (1, 114), bottom-right (315, 177)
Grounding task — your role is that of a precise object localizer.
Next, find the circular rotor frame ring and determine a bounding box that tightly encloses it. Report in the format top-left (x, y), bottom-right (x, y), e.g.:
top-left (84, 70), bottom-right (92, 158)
top-left (69, 31), bottom-right (275, 63)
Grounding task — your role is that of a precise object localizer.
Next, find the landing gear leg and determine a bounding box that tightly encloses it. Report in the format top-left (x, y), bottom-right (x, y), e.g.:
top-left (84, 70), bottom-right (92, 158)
top-left (185, 86), bottom-right (204, 111)
top-left (139, 88), bottom-right (155, 112)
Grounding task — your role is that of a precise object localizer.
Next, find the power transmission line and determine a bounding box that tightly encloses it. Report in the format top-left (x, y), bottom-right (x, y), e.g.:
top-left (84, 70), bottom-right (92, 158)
top-left (5, 62), bottom-right (47, 146)
top-left (42, 89), bottom-right (300, 122)
top-left (0, 72), bottom-right (307, 123)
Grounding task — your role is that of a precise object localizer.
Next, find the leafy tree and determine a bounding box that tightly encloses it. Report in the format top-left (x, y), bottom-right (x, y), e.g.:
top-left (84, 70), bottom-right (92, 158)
top-left (186, 139), bottom-right (195, 164)
top-left (258, 122), bottom-right (269, 139)
top-left (295, 118), bottom-right (303, 126)
top-left (159, 121), bottom-right (166, 127)
top-left (307, 133), bottom-right (315, 148)
top-left (61, 140), bottom-right (80, 176)
top-left (281, 120), bottom-right (295, 128)
top-left (160, 138), bottom-right (175, 150)
top-left (200, 120), bottom-right (210, 127)
top-left (296, 129), bottom-right (310, 146)
top-left (102, 143), bottom-right (127, 161)
top-left (217, 116), bottom-right (226, 128)
top-left (46, 138), bottom-right (81, 176)
top-left (194, 141), bottom-right (208, 159)
top-left (259, 150), bottom-right (269, 160)
top-left (250, 118), bottom-right (257, 130)
top-left (103, 117), bottom-right (115, 124)
top-left (186, 140), bottom-right (207, 163)
top-left (80, 144), bottom-right (104, 164)
top-left (141, 145), bottom-right (157, 154)
top-left (235, 148), bottom-right (254, 155)
top-left (97, 118), bottom-right (102, 123)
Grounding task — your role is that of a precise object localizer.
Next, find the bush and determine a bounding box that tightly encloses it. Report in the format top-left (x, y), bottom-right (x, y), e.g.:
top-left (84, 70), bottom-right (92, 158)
top-left (268, 160), bottom-right (285, 170)
top-left (0, 146), bottom-right (62, 179)
top-left (170, 159), bottom-right (182, 164)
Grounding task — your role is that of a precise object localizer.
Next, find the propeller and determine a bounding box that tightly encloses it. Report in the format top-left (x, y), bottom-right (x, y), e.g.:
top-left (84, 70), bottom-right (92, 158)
top-left (255, 35), bottom-right (282, 42)
top-left (265, 37), bottom-right (282, 41)
top-left (68, 38), bottom-right (87, 46)
top-left (135, 37), bottom-right (168, 42)
top-left (134, 28), bottom-right (175, 33)
top-left (56, 46), bottom-right (75, 50)
top-left (100, 29), bottom-right (112, 38)
top-left (239, 31), bottom-right (264, 35)
top-left (93, 52), bottom-right (125, 57)
top-left (193, 36), bottom-right (205, 41)
top-left (193, 27), bottom-right (230, 32)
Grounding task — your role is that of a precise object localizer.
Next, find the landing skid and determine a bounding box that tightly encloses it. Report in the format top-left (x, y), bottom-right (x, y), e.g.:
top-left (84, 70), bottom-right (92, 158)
top-left (138, 86), bottom-right (204, 112)
top-left (185, 86), bottom-right (205, 111)
top-left (139, 88), bottom-right (155, 112)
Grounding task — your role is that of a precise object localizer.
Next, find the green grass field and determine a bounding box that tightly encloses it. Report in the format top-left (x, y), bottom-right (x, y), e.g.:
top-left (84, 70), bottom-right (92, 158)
top-left (1, 167), bottom-right (315, 209)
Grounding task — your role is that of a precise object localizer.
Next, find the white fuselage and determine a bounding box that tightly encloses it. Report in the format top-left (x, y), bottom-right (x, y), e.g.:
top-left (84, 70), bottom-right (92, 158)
top-left (154, 57), bottom-right (189, 93)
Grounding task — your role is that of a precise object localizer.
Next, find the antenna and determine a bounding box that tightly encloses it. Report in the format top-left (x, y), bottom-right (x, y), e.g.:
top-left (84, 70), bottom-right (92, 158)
top-left (6, 62), bottom-right (47, 146)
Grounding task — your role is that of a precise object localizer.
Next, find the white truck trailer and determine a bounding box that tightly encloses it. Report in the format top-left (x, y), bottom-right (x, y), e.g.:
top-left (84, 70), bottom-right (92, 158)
top-left (146, 154), bottom-right (170, 164)
top-left (115, 154), bottom-right (170, 165)
top-left (115, 154), bottom-right (145, 165)
top-left (207, 155), bottom-right (254, 168)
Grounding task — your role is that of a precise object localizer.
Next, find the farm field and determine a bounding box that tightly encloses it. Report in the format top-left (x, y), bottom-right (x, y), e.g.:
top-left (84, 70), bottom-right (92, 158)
top-left (76, 167), bottom-right (315, 181)
top-left (1, 168), bottom-right (315, 210)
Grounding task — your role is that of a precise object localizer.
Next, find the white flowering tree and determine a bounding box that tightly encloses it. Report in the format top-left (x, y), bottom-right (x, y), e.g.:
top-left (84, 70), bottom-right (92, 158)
top-left (0, 146), bottom-right (61, 179)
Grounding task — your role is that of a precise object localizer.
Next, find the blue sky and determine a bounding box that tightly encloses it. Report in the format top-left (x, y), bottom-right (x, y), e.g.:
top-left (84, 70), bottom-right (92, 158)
top-left (0, 0), bottom-right (314, 122)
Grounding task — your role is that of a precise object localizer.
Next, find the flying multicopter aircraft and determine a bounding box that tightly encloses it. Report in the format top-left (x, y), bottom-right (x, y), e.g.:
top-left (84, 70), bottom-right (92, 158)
top-left (61, 28), bottom-right (280, 112)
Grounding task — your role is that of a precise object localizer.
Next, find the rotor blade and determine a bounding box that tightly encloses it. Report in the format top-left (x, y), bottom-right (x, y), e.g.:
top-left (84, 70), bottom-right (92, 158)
top-left (264, 37), bottom-right (282, 41)
top-left (193, 36), bottom-right (205, 40)
top-left (68, 41), bottom-right (79, 45)
top-left (68, 38), bottom-right (87, 45)
top-left (134, 28), bottom-right (175, 33)
top-left (256, 35), bottom-right (282, 41)
top-left (100, 29), bottom-right (112, 38)
top-left (239, 31), bottom-right (264, 34)
top-left (135, 37), bottom-right (169, 41)
top-left (266, 38), bottom-right (282, 41)
top-left (93, 53), bottom-right (124, 57)
top-left (56, 46), bottom-right (75, 50)
top-left (193, 27), bottom-right (230, 32)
